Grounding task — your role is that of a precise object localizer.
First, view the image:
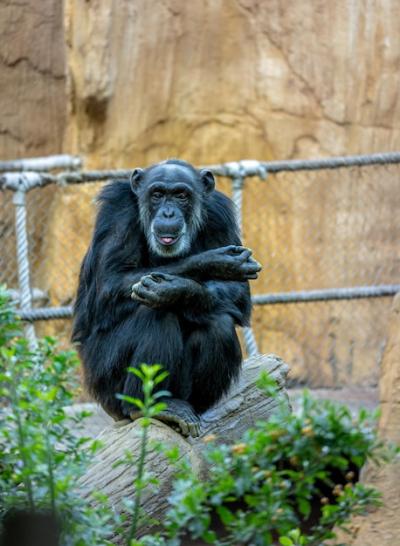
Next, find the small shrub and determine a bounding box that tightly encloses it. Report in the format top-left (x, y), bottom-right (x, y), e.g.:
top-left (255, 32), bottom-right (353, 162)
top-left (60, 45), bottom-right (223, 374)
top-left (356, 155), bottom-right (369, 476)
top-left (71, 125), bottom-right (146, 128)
top-left (1, 286), bottom-right (396, 546)
top-left (0, 286), bottom-right (117, 545)
top-left (137, 373), bottom-right (395, 546)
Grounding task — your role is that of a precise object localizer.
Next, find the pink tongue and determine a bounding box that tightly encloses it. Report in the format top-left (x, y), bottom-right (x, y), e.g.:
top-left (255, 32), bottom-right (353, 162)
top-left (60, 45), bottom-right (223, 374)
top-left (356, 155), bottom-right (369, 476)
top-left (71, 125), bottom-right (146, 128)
top-left (161, 237), bottom-right (174, 244)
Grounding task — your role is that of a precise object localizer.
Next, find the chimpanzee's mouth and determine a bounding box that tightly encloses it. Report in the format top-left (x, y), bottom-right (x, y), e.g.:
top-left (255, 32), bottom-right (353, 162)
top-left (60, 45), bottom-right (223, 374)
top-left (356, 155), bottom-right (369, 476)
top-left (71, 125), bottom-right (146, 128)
top-left (156, 234), bottom-right (180, 246)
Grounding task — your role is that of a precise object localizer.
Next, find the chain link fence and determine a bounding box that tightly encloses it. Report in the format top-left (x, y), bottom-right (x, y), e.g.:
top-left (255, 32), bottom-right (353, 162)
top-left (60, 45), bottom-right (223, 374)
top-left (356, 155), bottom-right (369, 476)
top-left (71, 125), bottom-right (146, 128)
top-left (1, 154), bottom-right (399, 387)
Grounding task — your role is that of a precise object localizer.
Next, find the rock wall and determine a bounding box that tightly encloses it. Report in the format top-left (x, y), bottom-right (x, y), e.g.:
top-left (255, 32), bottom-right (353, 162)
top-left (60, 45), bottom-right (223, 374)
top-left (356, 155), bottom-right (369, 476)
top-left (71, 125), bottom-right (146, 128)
top-left (57, 0), bottom-right (400, 385)
top-left (0, 0), bottom-right (67, 290)
top-left (3, 0), bottom-right (400, 385)
top-left (334, 294), bottom-right (400, 545)
top-left (64, 0), bottom-right (400, 165)
top-left (0, 0), bottom-right (66, 157)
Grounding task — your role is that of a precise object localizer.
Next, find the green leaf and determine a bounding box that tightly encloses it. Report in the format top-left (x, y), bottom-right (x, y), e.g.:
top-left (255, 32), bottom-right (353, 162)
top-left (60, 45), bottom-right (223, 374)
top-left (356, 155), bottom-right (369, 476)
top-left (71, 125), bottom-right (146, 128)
top-left (202, 530), bottom-right (217, 543)
top-left (298, 497), bottom-right (311, 518)
top-left (153, 371), bottom-right (169, 385)
top-left (116, 394), bottom-right (144, 409)
top-left (153, 390), bottom-right (171, 399)
top-left (279, 537), bottom-right (294, 546)
top-left (127, 367), bottom-right (144, 380)
top-left (216, 506), bottom-right (234, 525)
top-left (148, 403), bottom-right (167, 416)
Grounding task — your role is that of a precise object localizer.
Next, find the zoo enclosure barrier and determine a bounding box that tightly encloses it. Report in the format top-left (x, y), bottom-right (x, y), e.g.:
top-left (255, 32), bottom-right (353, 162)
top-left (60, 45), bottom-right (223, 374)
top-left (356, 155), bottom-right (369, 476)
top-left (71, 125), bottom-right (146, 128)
top-left (0, 152), bottom-right (399, 375)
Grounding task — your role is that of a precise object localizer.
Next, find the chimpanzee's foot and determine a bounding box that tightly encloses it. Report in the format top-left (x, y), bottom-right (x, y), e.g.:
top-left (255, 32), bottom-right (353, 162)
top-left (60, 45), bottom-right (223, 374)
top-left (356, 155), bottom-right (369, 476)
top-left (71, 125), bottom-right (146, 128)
top-left (129, 398), bottom-right (201, 437)
top-left (156, 398), bottom-right (201, 437)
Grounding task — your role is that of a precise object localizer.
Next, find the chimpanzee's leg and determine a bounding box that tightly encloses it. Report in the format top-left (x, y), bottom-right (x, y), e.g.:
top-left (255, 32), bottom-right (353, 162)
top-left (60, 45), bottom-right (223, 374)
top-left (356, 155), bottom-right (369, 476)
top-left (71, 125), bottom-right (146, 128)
top-left (121, 306), bottom-right (201, 436)
top-left (183, 313), bottom-right (242, 414)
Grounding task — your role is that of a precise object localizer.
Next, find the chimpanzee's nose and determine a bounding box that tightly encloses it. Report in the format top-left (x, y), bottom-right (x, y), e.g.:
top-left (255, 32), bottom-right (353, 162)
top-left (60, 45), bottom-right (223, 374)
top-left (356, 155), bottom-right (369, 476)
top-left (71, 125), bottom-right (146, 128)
top-left (162, 207), bottom-right (175, 219)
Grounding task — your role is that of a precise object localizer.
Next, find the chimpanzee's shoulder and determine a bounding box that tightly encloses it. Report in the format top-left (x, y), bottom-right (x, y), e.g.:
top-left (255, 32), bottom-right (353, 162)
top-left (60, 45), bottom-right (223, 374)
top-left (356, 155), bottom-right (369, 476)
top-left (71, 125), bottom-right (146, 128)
top-left (97, 180), bottom-right (135, 206)
top-left (206, 190), bottom-right (237, 226)
top-left (202, 190), bottom-right (240, 244)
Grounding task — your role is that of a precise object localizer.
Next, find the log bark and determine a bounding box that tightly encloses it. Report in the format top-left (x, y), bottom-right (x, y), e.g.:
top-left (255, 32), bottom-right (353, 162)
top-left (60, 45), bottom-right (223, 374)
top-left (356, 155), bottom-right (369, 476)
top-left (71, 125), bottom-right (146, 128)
top-left (78, 354), bottom-right (289, 538)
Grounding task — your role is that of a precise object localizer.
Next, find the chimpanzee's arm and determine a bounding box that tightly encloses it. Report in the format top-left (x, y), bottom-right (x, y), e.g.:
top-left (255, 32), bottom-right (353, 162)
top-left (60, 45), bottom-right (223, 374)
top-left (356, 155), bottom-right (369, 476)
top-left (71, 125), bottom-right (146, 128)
top-left (99, 245), bottom-right (259, 305)
top-left (73, 241), bottom-right (258, 341)
top-left (177, 279), bottom-right (252, 327)
top-left (131, 273), bottom-right (251, 327)
top-left (204, 279), bottom-right (252, 326)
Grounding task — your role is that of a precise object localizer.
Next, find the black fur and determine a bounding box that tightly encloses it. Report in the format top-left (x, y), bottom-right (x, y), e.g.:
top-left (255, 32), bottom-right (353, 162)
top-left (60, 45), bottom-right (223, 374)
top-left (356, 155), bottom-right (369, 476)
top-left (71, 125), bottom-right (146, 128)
top-left (72, 160), bottom-right (258, 420)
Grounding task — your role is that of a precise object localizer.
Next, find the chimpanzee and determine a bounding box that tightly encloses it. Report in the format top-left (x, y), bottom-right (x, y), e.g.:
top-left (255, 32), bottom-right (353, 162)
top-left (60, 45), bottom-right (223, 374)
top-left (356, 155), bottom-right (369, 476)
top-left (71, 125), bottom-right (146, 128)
top-left (72, 159), bottom-right (261, 437)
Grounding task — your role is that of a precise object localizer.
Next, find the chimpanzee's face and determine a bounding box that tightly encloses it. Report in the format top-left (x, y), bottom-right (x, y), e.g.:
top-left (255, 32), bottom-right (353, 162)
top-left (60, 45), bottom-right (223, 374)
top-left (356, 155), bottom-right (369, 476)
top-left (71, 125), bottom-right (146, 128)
top-left (130, 161), bottom-right (215, 257)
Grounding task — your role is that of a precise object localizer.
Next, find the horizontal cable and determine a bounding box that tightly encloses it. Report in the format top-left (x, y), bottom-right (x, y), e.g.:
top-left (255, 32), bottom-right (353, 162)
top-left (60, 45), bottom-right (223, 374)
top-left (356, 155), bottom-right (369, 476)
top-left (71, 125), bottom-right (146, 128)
top-left (19, 306), bottom-right (73, 321)
top-left (0, 155), bottom-right (82, 172)
top-left (8, 287), bottom-right (48, 303)
top-left (1, 151), bottom-right (400, 191)
top-left (252, 285), bottom-right (400, 305)
top-left (207, 152), bottom-right (400, 176)
top-left (18, 285), bottom-right (400, 321)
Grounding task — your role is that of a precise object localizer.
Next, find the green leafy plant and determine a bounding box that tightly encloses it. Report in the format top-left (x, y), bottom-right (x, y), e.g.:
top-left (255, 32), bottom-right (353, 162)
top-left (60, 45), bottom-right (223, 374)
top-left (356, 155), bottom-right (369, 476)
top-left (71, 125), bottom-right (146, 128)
top-left (0, 286), bottom-right (117, 544)
top-left (116, 364), bottom-right (169, 546)
top-left (1, 285), bottom-right (396, 546)
top-left (0, 287), bottom-right (173, 545)
top-left (136, 373), bottom-right (395, 546)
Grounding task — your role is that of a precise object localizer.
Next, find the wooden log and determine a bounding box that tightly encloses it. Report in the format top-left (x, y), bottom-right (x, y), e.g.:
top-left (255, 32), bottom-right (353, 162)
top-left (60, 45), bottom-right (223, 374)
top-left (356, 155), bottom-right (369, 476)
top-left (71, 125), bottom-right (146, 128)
top-left (78, 354), bottom-right (289, 538)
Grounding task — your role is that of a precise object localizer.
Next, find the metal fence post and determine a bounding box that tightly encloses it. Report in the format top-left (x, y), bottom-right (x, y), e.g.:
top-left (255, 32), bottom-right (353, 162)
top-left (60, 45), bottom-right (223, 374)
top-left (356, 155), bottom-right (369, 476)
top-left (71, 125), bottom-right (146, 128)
top-left (12, 182), bottom-right (37, 347)
top-left (231, 173), bottom-right (259, 357)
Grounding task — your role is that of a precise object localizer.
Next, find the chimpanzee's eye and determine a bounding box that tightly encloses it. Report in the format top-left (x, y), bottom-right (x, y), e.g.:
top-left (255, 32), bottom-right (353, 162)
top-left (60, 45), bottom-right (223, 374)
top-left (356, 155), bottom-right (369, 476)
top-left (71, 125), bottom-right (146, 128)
top-left (176, 191), bottom-right (188, 201)
top-left (151, 191), bottom-right (163, 201)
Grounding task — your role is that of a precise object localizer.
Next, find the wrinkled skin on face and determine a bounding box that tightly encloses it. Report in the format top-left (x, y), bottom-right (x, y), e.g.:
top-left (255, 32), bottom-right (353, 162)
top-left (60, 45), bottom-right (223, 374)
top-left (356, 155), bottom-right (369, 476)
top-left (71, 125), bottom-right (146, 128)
top-left (131, 162), bottom-right (215, 258)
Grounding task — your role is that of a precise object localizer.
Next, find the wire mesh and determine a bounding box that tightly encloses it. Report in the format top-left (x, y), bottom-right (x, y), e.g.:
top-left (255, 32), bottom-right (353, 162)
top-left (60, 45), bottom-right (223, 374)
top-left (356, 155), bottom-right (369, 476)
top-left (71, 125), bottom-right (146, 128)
top-left (0, 190), bottom-right (17, 289)
top-left (240, 164), bottom-right (399, 386)
top-left (24, 183), bottom-right (103, 342)
top-left (0, 162), bottom-right (399, 386)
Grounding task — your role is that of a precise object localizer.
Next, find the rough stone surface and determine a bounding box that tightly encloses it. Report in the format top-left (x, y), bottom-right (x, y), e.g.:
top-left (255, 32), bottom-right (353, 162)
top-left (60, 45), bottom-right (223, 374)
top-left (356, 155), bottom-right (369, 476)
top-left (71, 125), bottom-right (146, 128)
top-left (52, 0), bottom-right (400, 385)
top-left (2, 1), bottom-right (400, 386)
top-left (64, 0), bottom-right (400, 165)
top-left (334, 294), bottom-right (400, 545)
top-left (0, 0), bottom-right (67, 158)
top-left (0, 0), bottom-right (67, 293)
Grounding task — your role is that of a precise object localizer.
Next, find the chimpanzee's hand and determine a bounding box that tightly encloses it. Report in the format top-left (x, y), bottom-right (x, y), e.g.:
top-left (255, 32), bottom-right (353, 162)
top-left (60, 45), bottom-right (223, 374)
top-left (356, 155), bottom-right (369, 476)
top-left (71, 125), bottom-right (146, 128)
top-left (131, 273), bottom-right (205, 308)
top-left (189, 245), bottom-right (262, 281)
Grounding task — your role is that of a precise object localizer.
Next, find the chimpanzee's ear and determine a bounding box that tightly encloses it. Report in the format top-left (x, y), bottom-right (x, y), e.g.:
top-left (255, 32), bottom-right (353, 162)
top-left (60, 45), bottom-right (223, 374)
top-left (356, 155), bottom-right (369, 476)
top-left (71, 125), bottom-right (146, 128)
top-left (199, 169), bottom-right (215, 194)
top-left (130, 168), bottom-right (145, 193)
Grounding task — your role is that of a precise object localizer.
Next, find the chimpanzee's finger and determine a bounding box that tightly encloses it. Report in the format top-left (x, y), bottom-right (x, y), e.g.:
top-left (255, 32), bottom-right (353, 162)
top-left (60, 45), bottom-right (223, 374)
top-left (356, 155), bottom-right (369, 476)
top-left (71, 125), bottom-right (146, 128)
top-left (219, 245), bottom-right (246, 255)
top-left (146, 272), bottom-right (165, 283)
top-left (179, 418), bottom-right (189, 437)
top-left (140, 275), bottom-right (155, 288)
top-left (132, 283), bottom-right (159, 303)
top-left (150, 272), bottom-right (177, 282)
top-left (189, 421), bottom-right (201, 437)
top-left (131, 291), bottom-right (148, 304)
top-left (131, 285), bottom-right (147, 302)
top-left (242, 261), bottom-right (262, 273)
top-left (142, 274), bottom-right (169, 288)
top-left (236, 249), bottom-right (252, 262)
top-left (131, 281), bottom-right (142, 295)
top-left (228, 245), bottom-right (252, 255)
top-left (246, 259), bottom-right (262, 271)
